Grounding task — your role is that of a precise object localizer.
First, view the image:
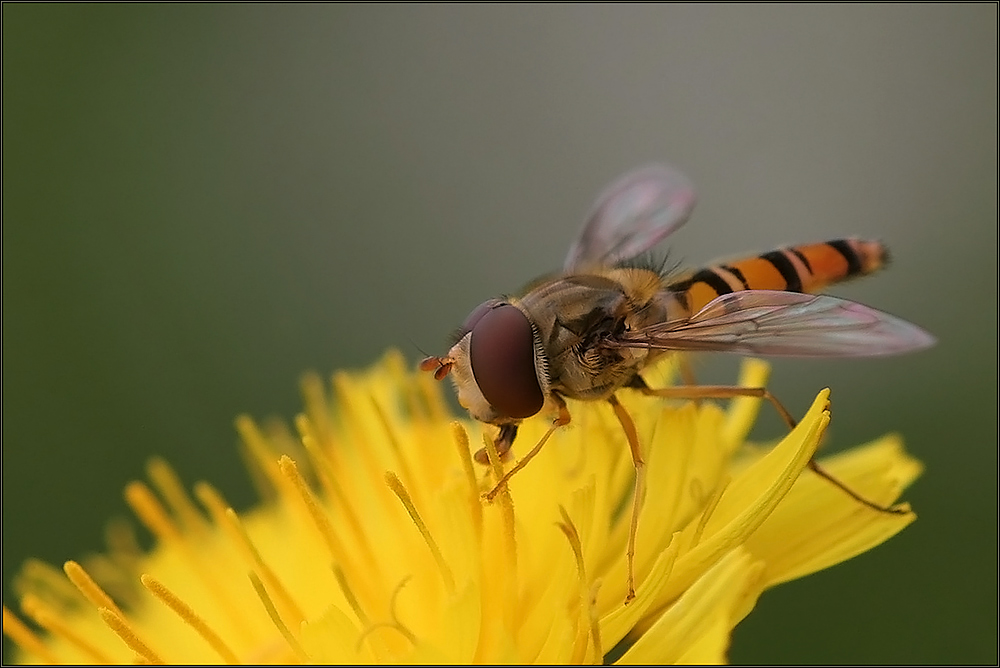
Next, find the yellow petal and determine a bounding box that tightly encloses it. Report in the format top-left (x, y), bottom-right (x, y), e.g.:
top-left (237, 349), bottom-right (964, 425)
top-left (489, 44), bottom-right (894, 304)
top-left (648, 389), bottom-right (830, 612)
top-left (617, 548), bottom-right (757, 664)
top-left (746, 434), bottom-right (921, 587)
top-left (299, 605), bottom-right (367, 664)
top-left (720, 358), bottom-right (771, 449)
top-left (5, 352), bottom-right (923, 666)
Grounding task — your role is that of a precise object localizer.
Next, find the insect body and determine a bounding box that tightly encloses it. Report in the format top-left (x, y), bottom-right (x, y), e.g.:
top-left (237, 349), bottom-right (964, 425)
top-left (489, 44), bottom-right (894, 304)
top-left (421, 164), bottom-right (934, 602)
top-left (670, 238), bottom-right (887, 315)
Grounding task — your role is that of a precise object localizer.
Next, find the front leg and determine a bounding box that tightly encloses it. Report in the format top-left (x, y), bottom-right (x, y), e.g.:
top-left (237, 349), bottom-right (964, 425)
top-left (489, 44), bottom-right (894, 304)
top-left (473, 423), bottom-right (519, 465)
top-left (483, 396), bottom-right (571, 503)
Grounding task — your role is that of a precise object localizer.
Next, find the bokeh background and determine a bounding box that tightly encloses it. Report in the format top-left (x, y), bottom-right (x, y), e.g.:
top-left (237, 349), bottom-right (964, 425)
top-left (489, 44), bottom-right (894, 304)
top-left (3, 4), bottom-right (996, 663)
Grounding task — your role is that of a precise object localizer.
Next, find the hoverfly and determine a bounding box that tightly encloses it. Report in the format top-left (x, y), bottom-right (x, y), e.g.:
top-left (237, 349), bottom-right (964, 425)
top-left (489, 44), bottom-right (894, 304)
top-left (420, 163), bottom-right (934, 602)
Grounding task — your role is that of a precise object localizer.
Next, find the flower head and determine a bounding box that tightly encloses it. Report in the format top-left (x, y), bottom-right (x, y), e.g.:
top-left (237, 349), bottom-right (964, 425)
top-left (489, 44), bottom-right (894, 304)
top-left (3, 351), bottom-right (921, 664)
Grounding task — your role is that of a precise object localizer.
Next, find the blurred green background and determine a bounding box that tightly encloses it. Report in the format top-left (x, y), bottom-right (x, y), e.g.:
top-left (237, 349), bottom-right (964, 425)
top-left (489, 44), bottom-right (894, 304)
top-left (3, 4), bottom-right (996, 664)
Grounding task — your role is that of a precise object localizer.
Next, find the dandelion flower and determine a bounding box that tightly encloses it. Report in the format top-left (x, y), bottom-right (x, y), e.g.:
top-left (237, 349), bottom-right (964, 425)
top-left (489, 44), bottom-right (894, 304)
top-left (3, 351), bottom-right (921, 664)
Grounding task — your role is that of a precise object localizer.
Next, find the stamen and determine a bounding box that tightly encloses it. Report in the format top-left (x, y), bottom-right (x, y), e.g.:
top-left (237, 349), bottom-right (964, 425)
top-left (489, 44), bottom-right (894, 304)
top-left (192, 481), bottom-right (230, 526)
top-left (124, 481), bottom-right (183, 544)
top-left (98, 607), bottom-right (164, 664)
top-left (21, 593), bottom-right (114, 663)
top-left (482, 433), bottom-right (505, 487)
top-left (451, 422), bottom-right (482, 534)
top-left (557, 506), bottom-right (587, 579)
top-left (15, 558), bottom-right (84, 611)
top-left (237, 440), bottom-right (278, 505)
top-left (299, 371), bottom-right (334, 446)
top-left (2, 604), bottom-right (63, 664)
top-left (481, 433), bottom-right (518, 571)
top-left (296, 413), bottom-right (377, 563)
top-left (386, 576), bottom-right (416, 643)
top-left (384, 472), bottom-right (455, 594)
top-left (147, 457), bottom-right (208, 535)
top-left (557, 507), bottom-right (591, 665)
top-left (355, 576), bottom-right (417, 651)
top-left (192, 481), bottom-right (307, 638)
top-left (333, 565), bottom-right (370, 627)
top-left (126, 482), bottom-right (254, 638)
top-left (235, 416), bottom-right (285, 500)
top-left (63, 560), bottom-right (125, 619)
top-left (277, 456), bottom-right (355, 573)
top-left (248, 572), bottom-right (309, 663)
top-left (370, 399), bottom-right (417, 491)
top-left (223, 508), bottom-right (306, 629)
top-left (333, 373), bottom-right (394, 488)
top-left (140, 574), bottom-right (240, 664)
top-left (553, 508), bottom-right (604, 663)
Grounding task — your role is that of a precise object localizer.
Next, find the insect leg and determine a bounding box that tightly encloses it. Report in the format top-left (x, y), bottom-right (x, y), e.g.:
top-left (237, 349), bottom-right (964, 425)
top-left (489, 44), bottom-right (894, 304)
top-left (630, 377), bottom-right (908, 516)
top-left (483, 396), bottom-right (571, 502)
top-left (473, 423), bottom-right (518, 465)
top-left (628, 377), bottom-right (798, 429)
top-left (805, 458), bottom-right (907, 514)
top-left (608, 394), bottom-right (644, 604)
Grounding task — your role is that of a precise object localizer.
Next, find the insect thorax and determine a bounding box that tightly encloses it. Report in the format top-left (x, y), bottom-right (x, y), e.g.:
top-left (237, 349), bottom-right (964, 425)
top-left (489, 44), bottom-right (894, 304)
top-left (519, 269), bottom-right (668, 401)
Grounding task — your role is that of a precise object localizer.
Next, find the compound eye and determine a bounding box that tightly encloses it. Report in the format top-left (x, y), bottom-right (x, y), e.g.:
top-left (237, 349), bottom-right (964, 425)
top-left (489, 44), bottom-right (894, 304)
top-left (469, 304), bottom-right (544, 419)
top-left (456, 299), bottom-right (499, 341)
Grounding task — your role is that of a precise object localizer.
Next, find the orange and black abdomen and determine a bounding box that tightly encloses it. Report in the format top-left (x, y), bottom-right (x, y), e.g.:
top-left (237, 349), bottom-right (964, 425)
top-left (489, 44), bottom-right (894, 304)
top-left (669, 238), bottom-right (888, 313)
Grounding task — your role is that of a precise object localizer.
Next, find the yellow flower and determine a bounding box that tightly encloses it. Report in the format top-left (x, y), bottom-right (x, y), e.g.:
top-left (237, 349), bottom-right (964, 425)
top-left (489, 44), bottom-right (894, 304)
top-left (3, 351), bottom-right (921, 664)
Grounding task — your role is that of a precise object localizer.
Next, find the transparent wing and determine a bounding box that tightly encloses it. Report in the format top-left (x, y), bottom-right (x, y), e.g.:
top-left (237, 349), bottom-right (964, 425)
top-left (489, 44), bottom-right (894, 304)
top-left (564, 163), bottom-right (697, 271)
top-left (620, 290), bottom-right (936, 357)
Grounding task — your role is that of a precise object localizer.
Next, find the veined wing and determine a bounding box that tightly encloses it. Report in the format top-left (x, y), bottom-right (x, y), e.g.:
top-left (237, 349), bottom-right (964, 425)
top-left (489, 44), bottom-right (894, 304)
top-left (618, 290), bottom-right (936, 357)
top-left (564, 163), bottom-right (697, 271)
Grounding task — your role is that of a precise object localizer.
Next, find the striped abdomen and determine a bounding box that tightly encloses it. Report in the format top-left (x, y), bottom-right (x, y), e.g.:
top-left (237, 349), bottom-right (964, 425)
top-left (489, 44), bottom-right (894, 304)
top-left (668, 238), bottom-right (887, 314)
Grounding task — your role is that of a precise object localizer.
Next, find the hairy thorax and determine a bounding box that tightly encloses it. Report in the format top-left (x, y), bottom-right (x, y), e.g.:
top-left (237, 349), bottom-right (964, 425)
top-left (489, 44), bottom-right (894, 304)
top-left (519, 267), bottom-right (671, 401)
